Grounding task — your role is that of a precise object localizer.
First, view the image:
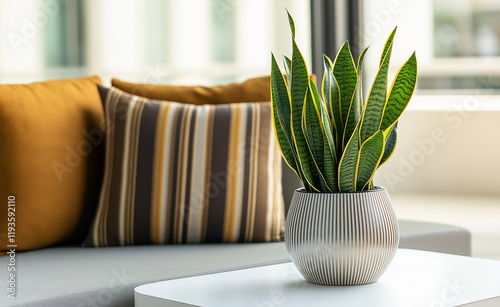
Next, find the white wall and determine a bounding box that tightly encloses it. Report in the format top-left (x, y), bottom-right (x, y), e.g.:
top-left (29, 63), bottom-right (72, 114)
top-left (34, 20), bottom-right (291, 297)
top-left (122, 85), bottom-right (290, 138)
top-left (375, 97), bottom-right (500, 197)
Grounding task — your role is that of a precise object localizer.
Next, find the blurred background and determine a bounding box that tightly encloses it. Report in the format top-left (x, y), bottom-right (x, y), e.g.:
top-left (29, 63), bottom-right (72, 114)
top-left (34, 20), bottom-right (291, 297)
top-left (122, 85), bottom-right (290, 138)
top-left (0, 0), bottom-right (311, 85)
top-left (1, 0), bottom-right (500, 91)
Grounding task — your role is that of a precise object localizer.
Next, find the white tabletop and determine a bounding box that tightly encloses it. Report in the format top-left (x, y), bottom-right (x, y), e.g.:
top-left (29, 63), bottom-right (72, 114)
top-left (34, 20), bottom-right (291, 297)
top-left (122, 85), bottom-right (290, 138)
top-left (135, 249), bottom-right (500, 307)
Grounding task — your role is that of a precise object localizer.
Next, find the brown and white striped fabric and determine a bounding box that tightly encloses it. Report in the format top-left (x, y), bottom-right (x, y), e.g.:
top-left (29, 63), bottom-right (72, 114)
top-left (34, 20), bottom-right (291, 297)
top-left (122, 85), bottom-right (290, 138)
top-left (84, 86), bottom-right (285, 246)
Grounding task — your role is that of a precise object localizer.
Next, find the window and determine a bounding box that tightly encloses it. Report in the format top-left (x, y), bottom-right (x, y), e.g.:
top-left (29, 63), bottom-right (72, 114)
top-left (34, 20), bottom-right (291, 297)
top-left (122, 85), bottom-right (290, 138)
top-left (362, 0), bottom-right (500, 96)
top-left (0, 0), bottom-right (311, 85)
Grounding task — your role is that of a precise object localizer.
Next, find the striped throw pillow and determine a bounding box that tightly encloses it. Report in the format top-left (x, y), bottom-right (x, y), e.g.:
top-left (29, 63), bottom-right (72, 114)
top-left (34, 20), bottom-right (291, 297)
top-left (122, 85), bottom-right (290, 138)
top-left (84, 86), bottom-right (285, 246)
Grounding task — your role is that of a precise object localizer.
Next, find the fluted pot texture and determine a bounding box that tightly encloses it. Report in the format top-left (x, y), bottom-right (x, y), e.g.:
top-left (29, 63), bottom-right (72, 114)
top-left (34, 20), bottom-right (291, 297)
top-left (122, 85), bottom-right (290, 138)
top-left (285, 187), bottom-right (399, 286)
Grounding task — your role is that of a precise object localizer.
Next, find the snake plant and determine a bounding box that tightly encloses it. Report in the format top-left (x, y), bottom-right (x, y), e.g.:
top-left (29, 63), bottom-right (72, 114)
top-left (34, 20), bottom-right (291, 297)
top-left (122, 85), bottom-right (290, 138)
top-left (271, 13), bottom-right (417, 192)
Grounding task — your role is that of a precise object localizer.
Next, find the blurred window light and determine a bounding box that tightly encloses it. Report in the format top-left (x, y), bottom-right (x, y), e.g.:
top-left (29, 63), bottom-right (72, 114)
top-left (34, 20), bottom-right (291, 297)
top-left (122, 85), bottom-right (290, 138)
top-left (0, 0), bottom-right (311, 85)
top-left (362, 0), bottom-right (500, 94)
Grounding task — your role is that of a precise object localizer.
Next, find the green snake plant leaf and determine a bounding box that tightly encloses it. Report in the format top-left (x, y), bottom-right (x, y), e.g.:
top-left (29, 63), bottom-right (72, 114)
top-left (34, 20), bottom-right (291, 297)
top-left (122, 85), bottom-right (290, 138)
top-left (338, 124), bottom-right (360, 192)
top-left (379, 52), bottom-right (417, 131)
top-left (359, 29), bottom-right (395, 144)
top-left (270, 53), bottom-right (300, 178)
top-left (323, 142), bottom-right (337, 191)
top-left (309, 76), bottom-right (323, 115)
top-left (322, 55), bottom-right (341, 151)
top-left (332, 42), bottom-right (357, 134)
top-left (271, 12), bottom-right (417, 193)
top-left (290, 36), bottom-right (319, 191)
top-left (283, 56), bottom-right (292, 87)
top-left (321, 55), bottom-right (333, 123)
top-left (313, 79), bottom-right (339, 191)
top-left (356, 130), bottom-right (385, 191)
top-left (302, 86), bottom-right (324, 173)
top-left (379, 121), bottom-right (398, 167)
top-left (311, 79), bottom-right (338, 177)
top-left (343, 46), bottom-right (369, 149)
top-left (302, 87), bottom-right (331, 192)
top-left (379, 27), bottom-right (397, 67)
top-left (287, 10), bottom-right (295, 39)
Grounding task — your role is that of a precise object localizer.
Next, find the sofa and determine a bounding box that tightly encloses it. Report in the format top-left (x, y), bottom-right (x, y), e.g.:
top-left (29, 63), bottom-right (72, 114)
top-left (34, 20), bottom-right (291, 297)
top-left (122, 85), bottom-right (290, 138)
top-left (0, 168), bottom-right (471, 307)
top-left (0, 76), bottom-right (471, 307)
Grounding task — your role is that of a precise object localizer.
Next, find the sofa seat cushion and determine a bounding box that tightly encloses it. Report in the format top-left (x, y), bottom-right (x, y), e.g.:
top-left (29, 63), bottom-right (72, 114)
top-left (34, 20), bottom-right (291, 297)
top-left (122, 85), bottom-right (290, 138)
top-left (0, 243), bottom-right (290, 307)
top-left (398, 219), bottom-right (471, 256)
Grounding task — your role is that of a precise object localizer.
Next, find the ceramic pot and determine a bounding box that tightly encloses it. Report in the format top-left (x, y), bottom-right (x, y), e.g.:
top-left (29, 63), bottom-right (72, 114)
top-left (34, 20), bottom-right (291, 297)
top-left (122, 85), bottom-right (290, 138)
top-left (285, 186), bottom-right (399, 286)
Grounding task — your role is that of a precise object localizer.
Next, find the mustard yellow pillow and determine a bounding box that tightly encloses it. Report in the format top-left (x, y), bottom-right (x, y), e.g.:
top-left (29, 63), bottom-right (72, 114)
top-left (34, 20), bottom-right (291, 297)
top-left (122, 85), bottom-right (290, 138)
top-left (111, 76), bottom-right (272, 104)
top-left (0, 76), bottom-right (104, 253)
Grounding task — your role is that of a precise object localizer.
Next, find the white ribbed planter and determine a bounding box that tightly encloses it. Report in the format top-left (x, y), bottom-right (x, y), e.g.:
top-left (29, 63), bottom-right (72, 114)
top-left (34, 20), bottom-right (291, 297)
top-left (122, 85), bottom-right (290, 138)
top-left (285, 187), bottom-right (399, 286)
